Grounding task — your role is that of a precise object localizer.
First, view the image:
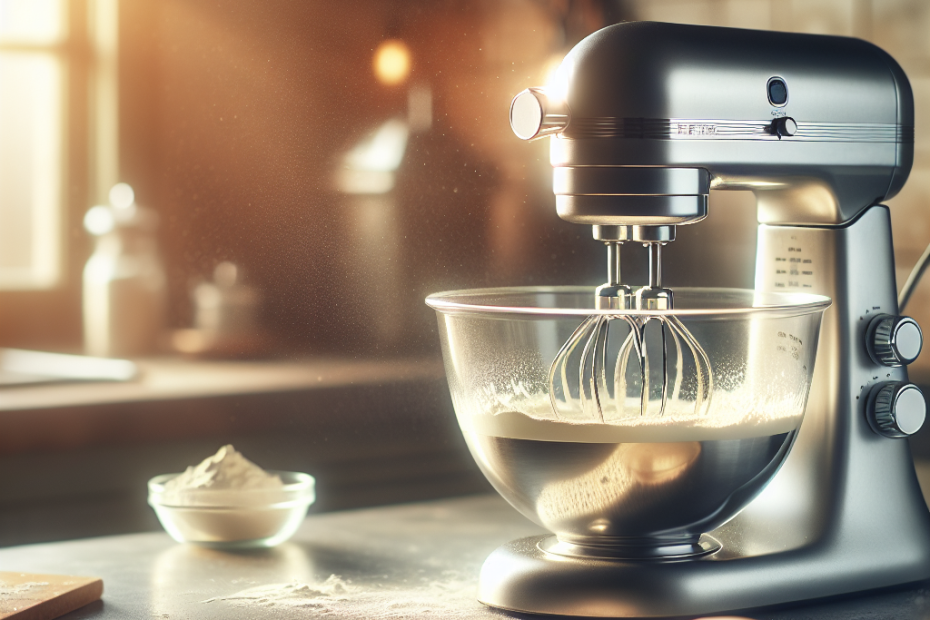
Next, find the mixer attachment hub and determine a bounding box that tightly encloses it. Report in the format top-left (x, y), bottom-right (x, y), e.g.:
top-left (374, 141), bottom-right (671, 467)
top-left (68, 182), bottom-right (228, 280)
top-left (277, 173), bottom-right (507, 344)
top-left (632, 225), bottom-right (676, 244)
top-left (636, 287), bottom-right (673, 311)
top-left (595, 286), bottom-right (631, 310)
top-left (592, 225), bottom-right (630, 242)
top-left (594, 238), bottom-right (631, 311)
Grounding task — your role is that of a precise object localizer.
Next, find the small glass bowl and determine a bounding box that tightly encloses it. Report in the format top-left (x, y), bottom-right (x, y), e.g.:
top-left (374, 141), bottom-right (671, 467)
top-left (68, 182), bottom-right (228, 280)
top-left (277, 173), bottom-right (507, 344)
top-left (147, 471), bottom-right (315, 549)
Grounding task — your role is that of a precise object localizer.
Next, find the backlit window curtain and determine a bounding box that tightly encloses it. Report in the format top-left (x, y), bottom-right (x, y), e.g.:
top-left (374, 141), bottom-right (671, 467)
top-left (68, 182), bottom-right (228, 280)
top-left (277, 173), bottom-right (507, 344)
top-left (0, 0), bottom-right (64, 289)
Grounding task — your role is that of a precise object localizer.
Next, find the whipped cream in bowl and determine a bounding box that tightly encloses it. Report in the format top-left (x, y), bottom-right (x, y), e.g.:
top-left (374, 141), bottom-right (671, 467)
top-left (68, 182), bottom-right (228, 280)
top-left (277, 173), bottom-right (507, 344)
top-left (148, 445), bottom-right (315, 549)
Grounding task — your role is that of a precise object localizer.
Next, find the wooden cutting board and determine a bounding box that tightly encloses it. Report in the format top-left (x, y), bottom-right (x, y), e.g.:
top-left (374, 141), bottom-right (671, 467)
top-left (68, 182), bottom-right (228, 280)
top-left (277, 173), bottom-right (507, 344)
top-left (0, 573), bottom-right (102, 620)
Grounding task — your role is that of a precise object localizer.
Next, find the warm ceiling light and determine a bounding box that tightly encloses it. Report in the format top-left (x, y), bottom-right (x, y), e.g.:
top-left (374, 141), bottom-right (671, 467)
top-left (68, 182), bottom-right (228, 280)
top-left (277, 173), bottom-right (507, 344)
top-left (373, 39), bottom-right (411, 86)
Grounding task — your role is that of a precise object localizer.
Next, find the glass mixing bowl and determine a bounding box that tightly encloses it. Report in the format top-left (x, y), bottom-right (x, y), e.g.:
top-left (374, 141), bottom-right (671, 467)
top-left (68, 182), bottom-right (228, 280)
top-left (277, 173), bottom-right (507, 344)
top-left (426, 287), bottom-right (830, 559)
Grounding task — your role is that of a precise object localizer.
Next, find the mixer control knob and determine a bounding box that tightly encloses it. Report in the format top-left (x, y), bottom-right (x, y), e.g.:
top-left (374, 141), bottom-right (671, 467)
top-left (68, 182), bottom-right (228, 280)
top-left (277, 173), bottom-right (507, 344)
top-left (868, 383), bottom-right (926, 438)
top-left (867, 314), bottom-right (923, 367)
top-left (510, 88), bottom-right (570, 141)
top-left (772, 116), bottom-right (798, 138)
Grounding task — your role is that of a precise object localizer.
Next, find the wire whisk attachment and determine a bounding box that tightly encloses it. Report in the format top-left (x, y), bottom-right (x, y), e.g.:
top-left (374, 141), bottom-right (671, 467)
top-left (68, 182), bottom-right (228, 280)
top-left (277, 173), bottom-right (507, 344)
top-left (548, 241), bottom-right (714, 421)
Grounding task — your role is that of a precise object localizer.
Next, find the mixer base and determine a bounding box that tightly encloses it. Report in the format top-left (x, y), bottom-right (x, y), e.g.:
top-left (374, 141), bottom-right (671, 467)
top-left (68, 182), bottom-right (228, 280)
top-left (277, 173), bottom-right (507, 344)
top-left (477, 534), bottom-right (930, 618)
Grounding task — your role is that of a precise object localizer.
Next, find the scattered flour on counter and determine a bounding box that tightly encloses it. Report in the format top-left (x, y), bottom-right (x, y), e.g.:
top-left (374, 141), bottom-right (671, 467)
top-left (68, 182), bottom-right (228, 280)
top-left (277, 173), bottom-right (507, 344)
top-left (203, 573), bottom-right (483, 618)
top-left (202, 575), bottom-right (353, 609)
top-left (165, 444), bottom-right (282, 492)
top-left (0, 581), bottom-right (49, 597)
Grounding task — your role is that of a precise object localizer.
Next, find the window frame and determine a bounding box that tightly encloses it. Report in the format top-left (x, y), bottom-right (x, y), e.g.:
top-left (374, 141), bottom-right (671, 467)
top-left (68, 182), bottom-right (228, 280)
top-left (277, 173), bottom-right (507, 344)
top-left (0, 0), bottom-right (103, 351)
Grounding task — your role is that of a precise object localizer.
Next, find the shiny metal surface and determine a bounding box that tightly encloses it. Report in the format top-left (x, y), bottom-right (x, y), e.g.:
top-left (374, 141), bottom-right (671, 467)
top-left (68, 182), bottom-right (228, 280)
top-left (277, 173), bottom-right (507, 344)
top-left (593, 241), bottom-right (630, 310)
top-left (868, 314), bottom-right (924, 366)
top-left (476, 207), bottom-right (930, 618)
top-left (869, 382), bottom-right (927, 438)
top-left (476, 206), bottom-right (930, 617)
top-left (556, 193), bottom-right (708, 227)
top-left (553, 167), bottom-right (708, 227)
top-left (481, 19), bottom-right (930, 618)
top-left (467, 432), bottom-right (795, 558)
top-left (734, 206), bottom-right (930, 558)
top-left (631, 225), bottom-right (675, 243)
top-left (591, 224), bottom-right (629, 242)
top-left (509, 88), bottom-right (570, 140)
top-left (519, 22), bottom-right (914, 226)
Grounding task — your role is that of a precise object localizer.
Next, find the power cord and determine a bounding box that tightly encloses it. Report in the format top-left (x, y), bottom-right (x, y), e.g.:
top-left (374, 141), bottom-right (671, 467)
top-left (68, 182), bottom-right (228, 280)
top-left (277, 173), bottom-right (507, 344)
top-left (899, 241), bottom-right (930, 312)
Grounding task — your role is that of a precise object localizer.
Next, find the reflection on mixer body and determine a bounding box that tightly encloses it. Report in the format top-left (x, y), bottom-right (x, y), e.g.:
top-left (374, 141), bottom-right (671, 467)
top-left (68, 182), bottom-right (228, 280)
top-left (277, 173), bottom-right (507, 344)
top-left (472, 428), bottom-right (794, 542)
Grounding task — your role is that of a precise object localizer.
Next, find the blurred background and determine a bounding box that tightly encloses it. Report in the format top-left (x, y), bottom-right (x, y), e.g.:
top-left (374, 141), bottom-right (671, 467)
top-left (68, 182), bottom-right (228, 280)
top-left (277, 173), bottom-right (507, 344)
top-left (0, 0), bottom-right (928, 546)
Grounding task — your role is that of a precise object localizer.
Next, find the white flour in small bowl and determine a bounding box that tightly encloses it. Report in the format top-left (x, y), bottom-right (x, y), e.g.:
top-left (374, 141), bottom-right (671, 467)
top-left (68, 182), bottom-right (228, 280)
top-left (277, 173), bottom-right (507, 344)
top-left (150, 445), bottom-right (313, 546)
top-left (162, 445), bottom-right (283, 505)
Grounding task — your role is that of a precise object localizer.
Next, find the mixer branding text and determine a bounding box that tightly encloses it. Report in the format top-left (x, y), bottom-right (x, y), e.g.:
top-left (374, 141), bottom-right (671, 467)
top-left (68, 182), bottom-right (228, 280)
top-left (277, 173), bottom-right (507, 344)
top-left (676, 123), bottom-right (717, 135)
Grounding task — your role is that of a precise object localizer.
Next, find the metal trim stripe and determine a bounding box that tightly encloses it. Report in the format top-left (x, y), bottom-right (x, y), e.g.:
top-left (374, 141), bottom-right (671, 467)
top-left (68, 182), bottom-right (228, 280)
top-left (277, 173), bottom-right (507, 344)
top-left (565, 118), bottom-right (912, 143)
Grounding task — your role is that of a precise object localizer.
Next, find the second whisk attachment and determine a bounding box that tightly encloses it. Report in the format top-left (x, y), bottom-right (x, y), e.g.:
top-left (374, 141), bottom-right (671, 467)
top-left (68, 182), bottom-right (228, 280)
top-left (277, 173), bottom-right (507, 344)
top-left (549, 226), bottom-right (714, 422)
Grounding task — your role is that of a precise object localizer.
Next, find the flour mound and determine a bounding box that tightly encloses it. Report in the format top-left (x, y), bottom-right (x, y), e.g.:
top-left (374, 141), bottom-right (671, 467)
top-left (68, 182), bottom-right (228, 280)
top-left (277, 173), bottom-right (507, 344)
top-left (165, 445), bottom-right (282, 493)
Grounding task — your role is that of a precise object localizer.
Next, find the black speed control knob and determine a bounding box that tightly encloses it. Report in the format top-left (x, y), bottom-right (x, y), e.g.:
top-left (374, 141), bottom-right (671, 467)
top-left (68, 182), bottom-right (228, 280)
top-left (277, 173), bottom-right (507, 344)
top-left (772, 116), bottom-right (798, 138)
top-left (868, 383), bottom-right (927, 438)
top-left (867, 314), bottom-right (923, 367)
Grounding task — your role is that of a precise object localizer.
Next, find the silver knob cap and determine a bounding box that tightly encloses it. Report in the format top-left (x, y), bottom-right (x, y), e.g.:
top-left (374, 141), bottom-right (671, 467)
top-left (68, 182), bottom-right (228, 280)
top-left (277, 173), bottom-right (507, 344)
top-left (867, 314), bottom-right (923, 367)
top-left (510, 88), bottom-right (570, 141)
top-left (868, 382), bottom-right (926, 438)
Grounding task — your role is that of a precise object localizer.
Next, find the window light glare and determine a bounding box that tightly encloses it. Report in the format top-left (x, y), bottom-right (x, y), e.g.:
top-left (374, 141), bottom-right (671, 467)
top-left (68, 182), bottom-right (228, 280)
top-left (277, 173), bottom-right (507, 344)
top-left (84, 205), bottom-right (115, 236)
top-left (109, 182), bottom-right (134, 209)
top-left (344, 119), bottom-right (409, 172)
top-left (544, 54), bottom-right (569, 103)
top-left (338, 119), bottom-right (410, 194)
top-left (0, 0), bottom-right (63, 44)
top-left (374, 39), bottom-right (411, 86)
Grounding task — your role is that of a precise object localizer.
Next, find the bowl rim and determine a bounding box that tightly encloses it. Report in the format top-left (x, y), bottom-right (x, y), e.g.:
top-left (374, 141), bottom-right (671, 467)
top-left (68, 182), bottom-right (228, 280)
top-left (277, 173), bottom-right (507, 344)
top-left (147, 470), bottom-right (315, 509)
top-left (425, 286), bottom-right (831, 317)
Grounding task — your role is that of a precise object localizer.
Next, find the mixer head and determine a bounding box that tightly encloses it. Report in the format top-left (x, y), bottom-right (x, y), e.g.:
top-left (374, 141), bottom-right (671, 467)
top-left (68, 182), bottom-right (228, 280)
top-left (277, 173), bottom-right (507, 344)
top-left (511, 21), bottom-right (911, 230)
top-left (510, 21), bottom-right (912, 421)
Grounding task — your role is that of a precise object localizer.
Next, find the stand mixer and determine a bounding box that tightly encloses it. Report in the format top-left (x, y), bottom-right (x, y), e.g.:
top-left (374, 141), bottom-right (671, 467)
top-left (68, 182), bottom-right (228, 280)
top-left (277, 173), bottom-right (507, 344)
top-left (428, 21), bottom-right (930, 617)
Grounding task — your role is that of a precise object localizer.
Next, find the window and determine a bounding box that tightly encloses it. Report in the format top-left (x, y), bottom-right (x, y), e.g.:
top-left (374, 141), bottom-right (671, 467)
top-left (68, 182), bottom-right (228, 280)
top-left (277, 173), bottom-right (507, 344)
top-left (0, 0), bottom-right (115, 350)
top-left (0, 0), bottom-right (65, 289)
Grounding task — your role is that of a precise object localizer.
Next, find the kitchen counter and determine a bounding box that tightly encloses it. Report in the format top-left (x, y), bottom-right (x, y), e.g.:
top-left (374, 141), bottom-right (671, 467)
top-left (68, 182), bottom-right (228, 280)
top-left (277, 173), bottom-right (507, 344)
top-left (1, 494), bottom-right (929, 620)
top-left (0, 356), bottom-right (446, 454)
top-left (0, 356), bottom-right (445, 413)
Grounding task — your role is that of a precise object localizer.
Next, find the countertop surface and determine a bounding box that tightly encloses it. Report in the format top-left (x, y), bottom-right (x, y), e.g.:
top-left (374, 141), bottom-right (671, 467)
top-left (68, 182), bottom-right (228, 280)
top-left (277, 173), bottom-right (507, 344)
top-left (1, 494), bottom-right (929, 620)
top-left (0, 356), bottom-right (444, 412)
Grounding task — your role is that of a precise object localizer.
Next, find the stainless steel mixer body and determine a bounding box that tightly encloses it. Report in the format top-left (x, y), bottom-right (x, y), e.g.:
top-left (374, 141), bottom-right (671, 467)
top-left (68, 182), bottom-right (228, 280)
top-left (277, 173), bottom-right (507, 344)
top-left (486, 21), bottom-right (930, 617)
